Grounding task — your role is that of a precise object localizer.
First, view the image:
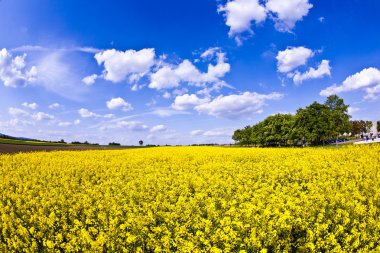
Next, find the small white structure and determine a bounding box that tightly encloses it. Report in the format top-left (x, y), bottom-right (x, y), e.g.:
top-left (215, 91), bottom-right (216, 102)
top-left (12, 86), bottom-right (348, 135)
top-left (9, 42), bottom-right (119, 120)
top-left (370, 121), bottom-right (378, 136)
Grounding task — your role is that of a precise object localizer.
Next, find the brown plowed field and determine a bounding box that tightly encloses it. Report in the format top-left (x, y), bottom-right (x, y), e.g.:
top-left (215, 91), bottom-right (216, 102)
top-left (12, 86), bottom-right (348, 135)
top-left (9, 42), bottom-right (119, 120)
top-left (0, 143), bottom-right (126, 154)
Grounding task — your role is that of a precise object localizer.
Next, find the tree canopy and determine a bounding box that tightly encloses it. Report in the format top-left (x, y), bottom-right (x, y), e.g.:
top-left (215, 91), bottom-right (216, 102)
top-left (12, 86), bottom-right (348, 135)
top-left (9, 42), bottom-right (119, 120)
top-left (233, 95), bottom-right (353, 146)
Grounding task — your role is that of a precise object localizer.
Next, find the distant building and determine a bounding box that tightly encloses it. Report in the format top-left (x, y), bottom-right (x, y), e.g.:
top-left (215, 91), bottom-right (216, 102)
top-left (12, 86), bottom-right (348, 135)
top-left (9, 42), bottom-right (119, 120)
top-left (370, 121), bottom-right (378, 135)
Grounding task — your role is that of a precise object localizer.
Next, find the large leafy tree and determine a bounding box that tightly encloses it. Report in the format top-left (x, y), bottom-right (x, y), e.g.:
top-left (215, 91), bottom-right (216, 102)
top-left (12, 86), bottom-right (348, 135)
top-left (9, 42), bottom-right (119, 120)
top-left (262, 114), bottom-right (295, 146)
top-left (350, 120), bottom-right (362, 135)
top-left (232, 126), bottom-right (252, 145)
top-left (294, 102), bottom-right (333, 145)
top-left (324, 95), bottom-right (351, 136)
top-left (233, 95), bottom-right (357, 146)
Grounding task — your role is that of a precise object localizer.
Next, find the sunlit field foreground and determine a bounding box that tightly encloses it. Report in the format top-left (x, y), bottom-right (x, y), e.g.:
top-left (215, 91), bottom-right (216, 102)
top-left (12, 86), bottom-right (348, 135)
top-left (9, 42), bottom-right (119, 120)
top-left (1, 146), bottom-right (380, 252)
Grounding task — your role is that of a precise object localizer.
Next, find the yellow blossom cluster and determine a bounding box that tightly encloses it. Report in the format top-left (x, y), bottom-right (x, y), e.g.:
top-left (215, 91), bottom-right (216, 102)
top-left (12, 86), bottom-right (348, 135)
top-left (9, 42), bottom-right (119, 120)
top-left (1, 145), bottom-right (380, 252)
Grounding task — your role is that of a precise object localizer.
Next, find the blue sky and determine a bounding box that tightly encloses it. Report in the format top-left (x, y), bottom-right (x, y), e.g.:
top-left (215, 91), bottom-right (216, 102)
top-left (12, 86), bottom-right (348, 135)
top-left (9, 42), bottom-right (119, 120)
top-left (1, 0), bottom-right (379, 145)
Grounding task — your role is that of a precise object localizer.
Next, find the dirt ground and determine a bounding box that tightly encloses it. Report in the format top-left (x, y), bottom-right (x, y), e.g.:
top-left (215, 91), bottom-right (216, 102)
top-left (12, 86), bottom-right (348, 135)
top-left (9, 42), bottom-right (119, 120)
top-left (0, 143), bottom-right (126, 154)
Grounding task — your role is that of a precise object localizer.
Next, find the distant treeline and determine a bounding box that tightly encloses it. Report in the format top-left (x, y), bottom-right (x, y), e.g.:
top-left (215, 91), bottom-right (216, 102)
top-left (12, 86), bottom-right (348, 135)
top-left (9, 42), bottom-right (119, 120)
top-left (71, 141), bottom-right (99, 145)
top-left (233, 95), bottom-right (379, 147)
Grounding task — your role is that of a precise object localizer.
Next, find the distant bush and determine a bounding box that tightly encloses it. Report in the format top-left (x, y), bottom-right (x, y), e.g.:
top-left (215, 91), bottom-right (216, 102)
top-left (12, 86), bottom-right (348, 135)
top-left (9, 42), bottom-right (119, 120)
top-left (109, 142), bottom-right (121, 146)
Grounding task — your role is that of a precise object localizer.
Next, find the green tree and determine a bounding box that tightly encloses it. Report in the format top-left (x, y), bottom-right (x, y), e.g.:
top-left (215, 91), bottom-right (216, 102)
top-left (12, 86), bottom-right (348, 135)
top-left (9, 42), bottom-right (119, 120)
top-left (232, 95), bottom-right (352, 147)
top-left (324, 95), bottom-right (351, 137)
top-left (294, 102), bottom-right (333, 145)
top-left (232, 126), bottom-right (252, 146)
top-left (350, 120), bottom-right (362, 136)
top-left (261, 113), bottom-right (295, 146)
top-left (377, 121), bottom-right (380, 132)
top-left (359, 120), bottom-right (367, 134)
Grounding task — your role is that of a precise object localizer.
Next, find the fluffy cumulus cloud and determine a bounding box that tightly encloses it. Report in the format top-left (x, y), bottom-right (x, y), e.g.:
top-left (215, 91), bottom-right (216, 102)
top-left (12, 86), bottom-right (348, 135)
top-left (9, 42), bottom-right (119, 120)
top-left (194, 92), bottom-right (284, 119)
top-left (218, 0), bottom-right (267, 37)
top-left (82, 74), bottom-right (98, 85)
top-left (320, 68), bottom-right (380, 99)
top-left (150, 124), bottom-right (167, 133)
top-left (78, 108), bottom-right (114, 118)
top-left (33, 112), bottom-right (54, 121)
top-left (277, 47), bottom-right (331, 84)
top-left (276, 46), bottom-right (314, 73)
top-left (172, 94), bottom-right (210, 111)
top-left (106, 97), bottom-right (133, 111)
top-left (22, 102), bottom-right (39, 110)
top-left (149, 53), bottom-right (230, 90)
top-left (291, 60), bottom-right (331, 85)
top-left (92, 48), bottom-right (155, 83)
top-left (265, 0), bottom-right (313, 32)
top-left (0, 48), bottom-right (37, 87)
top-left (218, 0), bottom-right (312, 42)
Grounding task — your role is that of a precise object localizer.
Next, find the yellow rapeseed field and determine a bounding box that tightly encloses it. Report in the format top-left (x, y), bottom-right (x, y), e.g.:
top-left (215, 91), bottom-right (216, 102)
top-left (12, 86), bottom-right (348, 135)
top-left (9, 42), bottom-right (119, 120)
top-left (1, 145), bottom-right (380, 252)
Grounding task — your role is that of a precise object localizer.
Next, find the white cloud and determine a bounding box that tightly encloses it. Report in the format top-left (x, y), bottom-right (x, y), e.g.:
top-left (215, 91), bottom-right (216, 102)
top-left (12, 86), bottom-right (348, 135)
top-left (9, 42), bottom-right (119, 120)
top-left (33, 112), bottom-right (55, 121)
top-left (276, 46), bottom-right (314, 73)
top-left (194, 92), bottom-right (284, 119)
top-left (364, 84), bottom-right (380, 100)
top-left (78, 108), bottom-right (111, 118)
top-left (94, 48), bottom-right (155, 83)
top-left (197, 81), bottom-right (234, 96)
top-left (163, 92), bottom-right (171, 99)
top-left (203, 53), bottom-right (231, 82)
top-left (9, 107), bottom-right (54, 121)
top-left (106, 97), bottom-right (133, 111)
top-left (320, 68), bottom-right (380, 98)
top-left (291, 60), bottom-right (331, 84)
top-left (265, 0), bottom-right (313, 32)
top-left (57, 119), bottom-right (82, 127)
top-left (172, 94), bottom-right (210, 111)
top-left (218, 0), bottom-right (312, 43)
top-left (150, 125), bottom-right (167, 133)
top-left (34, 52), bottom-right (89, 100)
top-left (79, 108), bottom-right (98, 118)
top-left (149, 53), bottom-right (230, 90)
top-left (49, 103), bottom-right (61, 109)
top-left (9, 107), bottom-right (29, 117)
top-left (0, 118), bottom-right (35, 128)
top-left (149, 66), bottom-right (181, 90)
top-left (200, 47), bottom-right (221, 59)
top-left (218, 0), bottom-right (267, 37)
top-left (0, 48), bottom-right (37, 87)
top-left (22, 102), bottom-right (39, 110)
top-left (82, 74), bottom-right (98, 85)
